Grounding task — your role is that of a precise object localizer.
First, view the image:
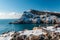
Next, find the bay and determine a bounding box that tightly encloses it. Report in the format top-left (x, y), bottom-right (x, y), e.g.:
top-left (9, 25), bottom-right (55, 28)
top-left (0, 19), bottom-right (54, 34)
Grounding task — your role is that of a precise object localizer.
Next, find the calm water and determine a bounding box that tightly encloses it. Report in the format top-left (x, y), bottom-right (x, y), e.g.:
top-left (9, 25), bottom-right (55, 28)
top-left (0, 19), bottom-right (54, 34)
top-left (0, 19), bottom-right (35, 34)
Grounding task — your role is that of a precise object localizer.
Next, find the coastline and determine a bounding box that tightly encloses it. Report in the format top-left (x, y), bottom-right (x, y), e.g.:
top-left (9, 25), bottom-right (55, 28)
top-left (0, 24), bottom-right (60, 40)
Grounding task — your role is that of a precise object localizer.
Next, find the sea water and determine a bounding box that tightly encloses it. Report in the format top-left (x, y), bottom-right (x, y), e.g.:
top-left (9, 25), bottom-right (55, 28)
top-left (0, 19), bottom-right (54, 34)
top-left (0, 19), bottom-right (35, 34)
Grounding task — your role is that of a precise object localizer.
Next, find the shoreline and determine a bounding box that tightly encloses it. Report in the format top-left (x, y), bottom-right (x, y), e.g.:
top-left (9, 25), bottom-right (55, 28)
top-left (0, 24), bottom-right (60, 40)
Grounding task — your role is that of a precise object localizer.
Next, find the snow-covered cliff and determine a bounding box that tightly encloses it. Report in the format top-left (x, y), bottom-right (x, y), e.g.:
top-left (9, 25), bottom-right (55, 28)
top-left (9, 10), bottom-right (59, 24)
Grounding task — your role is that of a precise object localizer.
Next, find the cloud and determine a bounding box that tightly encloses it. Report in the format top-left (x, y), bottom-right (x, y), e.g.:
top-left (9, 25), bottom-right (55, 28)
top-left (0, 12), bottom-right (23, 19)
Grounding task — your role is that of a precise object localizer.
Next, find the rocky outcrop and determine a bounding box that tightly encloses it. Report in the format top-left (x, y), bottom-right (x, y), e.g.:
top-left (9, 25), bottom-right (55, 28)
top-left (1, 24), bottom-right (60, 40)
top-left (9, 9), bottom-right (60, 24)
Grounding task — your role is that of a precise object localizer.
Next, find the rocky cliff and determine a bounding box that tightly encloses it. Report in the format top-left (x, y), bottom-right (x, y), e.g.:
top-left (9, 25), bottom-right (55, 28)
top-left (9, 9), bottom-right (59, 24)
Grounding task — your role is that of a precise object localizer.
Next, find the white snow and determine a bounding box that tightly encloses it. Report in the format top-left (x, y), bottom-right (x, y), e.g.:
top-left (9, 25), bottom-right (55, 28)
top-left (0, 26), bottom-right (60, 40)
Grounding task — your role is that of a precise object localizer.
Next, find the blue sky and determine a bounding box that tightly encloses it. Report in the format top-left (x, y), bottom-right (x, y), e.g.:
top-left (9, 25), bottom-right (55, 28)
top-left (0, 0), bottom-right (60, 13)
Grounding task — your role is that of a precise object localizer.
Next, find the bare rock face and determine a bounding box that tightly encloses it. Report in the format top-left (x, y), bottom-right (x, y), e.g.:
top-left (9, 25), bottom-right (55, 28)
top-left (9, 9), bottom-right (59, 24)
